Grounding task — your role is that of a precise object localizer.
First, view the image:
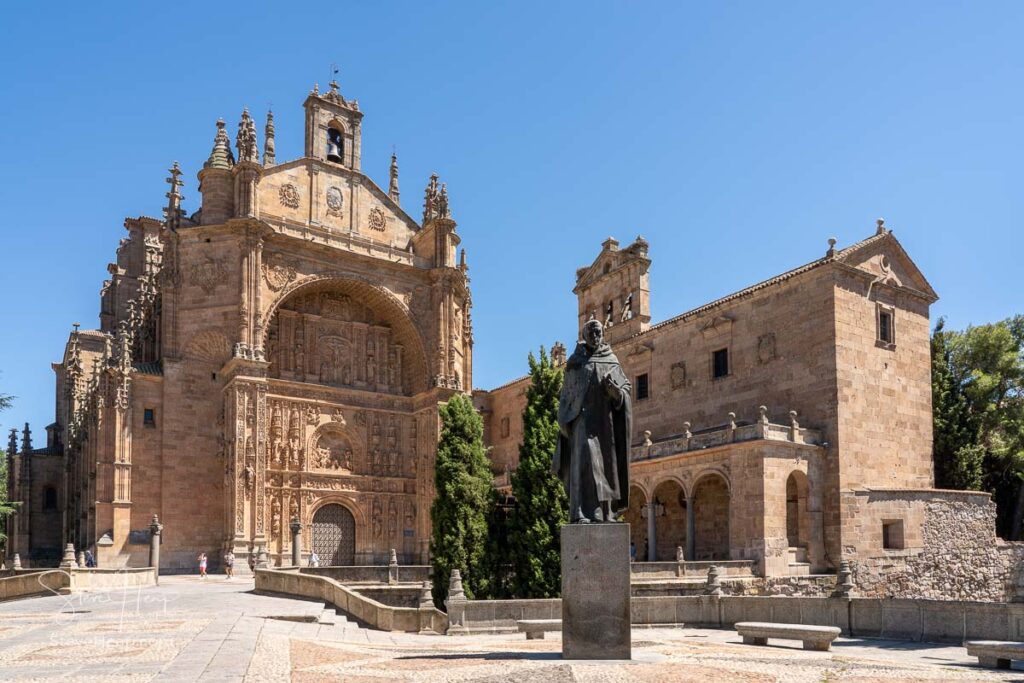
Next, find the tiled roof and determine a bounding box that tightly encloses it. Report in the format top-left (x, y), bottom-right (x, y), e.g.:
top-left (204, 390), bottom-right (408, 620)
top-left (640, 232), bottom-right (890, 337)
top-left (134, 360), bottom-right (163, 376)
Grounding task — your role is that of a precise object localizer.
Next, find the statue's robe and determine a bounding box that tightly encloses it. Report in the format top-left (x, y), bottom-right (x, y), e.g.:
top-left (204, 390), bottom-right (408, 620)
top-left (553, 342), bottom-right (632, 522)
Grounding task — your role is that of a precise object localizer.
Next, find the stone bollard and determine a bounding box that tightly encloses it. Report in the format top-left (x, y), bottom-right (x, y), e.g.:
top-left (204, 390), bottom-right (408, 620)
top-left (149, 514), bottom-right (163, 583)
top-left (77, 551), bottom-right (86, 568)
top-left (704, 564), bottom-right (723, 597)
top-left (388, 548), bottom-right (399, 585)
top-left (59, 543), bottom-right (79, 570)
top-left (290, 517), bottom-right (303, 567)
top-left (12, 553), bottom-right (22, 570)
top-left (255, 544), bottom-right (270, 570)
top-left (675, 546), bottom-right (685, 577)
top-left (445, 569), bottom-right (468, 635)
top-left (834, 560), bottom-right (854, 598)
top-left (417, 580), bottom-right (437, 634)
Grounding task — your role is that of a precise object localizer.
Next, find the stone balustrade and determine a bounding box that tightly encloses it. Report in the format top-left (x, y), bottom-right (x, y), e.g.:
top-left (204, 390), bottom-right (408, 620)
top-left (632, 407), bottom-right (823, 462)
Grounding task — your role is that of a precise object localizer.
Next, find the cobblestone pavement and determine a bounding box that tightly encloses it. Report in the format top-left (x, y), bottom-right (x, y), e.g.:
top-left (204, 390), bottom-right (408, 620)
top-left (0, 576), bottom-right (1021, 682)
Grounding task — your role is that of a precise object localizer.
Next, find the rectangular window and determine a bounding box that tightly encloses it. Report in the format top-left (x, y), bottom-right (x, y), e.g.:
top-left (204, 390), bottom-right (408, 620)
top-left (500, 416), bottom-right (510, 439)
top-left (882, 520), bottom-right (905, 550)
top-left (877, 306), bottom-right (895, 346)
top-left (143, 408), bottom-right (156, 427)
top-left (712, 348), bottom-right (730, 379)
top-left (636, 373), bottom-right (650, 400)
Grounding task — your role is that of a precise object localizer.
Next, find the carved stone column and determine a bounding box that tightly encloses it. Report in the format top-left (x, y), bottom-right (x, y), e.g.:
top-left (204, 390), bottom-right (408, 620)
top-left (148, 514), bottom-right (163, 582)
top-left (646, 501), bottom-right (657, 562)
top-left (290, 516), bottom-right (302, 567)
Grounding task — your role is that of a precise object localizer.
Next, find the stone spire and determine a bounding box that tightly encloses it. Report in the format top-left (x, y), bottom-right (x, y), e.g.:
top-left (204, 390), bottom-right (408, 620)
top-left (236, 108), bottom-right (259, 164)
top-left (422, 173), bottom-right (439, 224)
top-left (20, 423), bottom-right (32, 453)
top-left (163, 162), bottom-right (184, 229)
top-left (204, 119), bottom-right (235, 170)
top-left (7, 428), bottom-right (16, 457)
top-left (263, 110), bottom-right (276, 167)
top-left (388, 152), bottom-right (400, 205)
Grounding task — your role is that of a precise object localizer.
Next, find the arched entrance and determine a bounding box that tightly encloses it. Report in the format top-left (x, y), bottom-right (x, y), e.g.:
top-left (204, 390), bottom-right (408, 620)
top-left (692, 473), bottom-right (730, 561)
top-left (312, 504), bottom-right (356, 566)
top-left (621, 485), bottom-right (647, 561)
top-left (652, 480), bottom-right (687, 561)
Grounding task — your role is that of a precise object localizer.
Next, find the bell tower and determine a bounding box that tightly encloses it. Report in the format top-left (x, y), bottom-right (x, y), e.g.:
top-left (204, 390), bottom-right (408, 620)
top-left (303, 79), bottom-right (363, 170)
top-left (573, 236), bottom-right (651, 345)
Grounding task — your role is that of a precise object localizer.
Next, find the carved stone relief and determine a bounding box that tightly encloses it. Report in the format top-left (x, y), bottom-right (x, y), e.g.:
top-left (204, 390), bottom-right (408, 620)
top-left (368, 207), bottom-right (386, 231)
top-left (326, 186), bottom-right (344, 217)
top-left (670, 361), bottom-right (687, 390)
top-left (279, 184), bottom-right (300, 208)
top-left (188, 257), bottom-right (228, 295)
top-left (263, 256), bottom-right (298, 292)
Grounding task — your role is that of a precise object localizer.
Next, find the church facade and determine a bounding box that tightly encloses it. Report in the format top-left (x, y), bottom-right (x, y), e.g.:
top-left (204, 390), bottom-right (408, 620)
top-left (5, 81), bottom-right (471, 570)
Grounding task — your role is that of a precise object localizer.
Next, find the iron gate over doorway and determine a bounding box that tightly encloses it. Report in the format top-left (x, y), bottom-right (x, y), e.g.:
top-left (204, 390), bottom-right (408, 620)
top-left (312, 504), bottom-right (355, 565)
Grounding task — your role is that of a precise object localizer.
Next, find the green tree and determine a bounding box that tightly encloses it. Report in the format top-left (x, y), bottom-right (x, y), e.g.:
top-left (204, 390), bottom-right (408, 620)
top-left (429, 393), bottom-right (495, 607)
top-left (932, 316), bottom-right (1024, 538)
top-left (507, 347), bottom-right (568, 598)
top-left (932, 318), bottom-right (984, 490)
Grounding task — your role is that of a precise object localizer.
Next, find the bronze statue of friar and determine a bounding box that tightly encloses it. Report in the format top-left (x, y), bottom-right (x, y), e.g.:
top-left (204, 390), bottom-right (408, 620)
top-left (552, 319), bottom-right (632, 523)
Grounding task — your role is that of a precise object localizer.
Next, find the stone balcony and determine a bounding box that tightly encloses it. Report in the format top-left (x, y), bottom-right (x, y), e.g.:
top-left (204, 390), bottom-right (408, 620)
top-left (631, 406), bottom-right (824, 463)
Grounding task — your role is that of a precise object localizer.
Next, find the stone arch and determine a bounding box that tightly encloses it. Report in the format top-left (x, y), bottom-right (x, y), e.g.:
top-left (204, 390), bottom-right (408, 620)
top-left (310, 502), bottom-right (357, 566)
top-left (621, 484), bottom-right (648, 562)
top-left (262, 275), bottom-right (430, 395)
top-left (786, 470), bottom-right (811, 549)
top-left (692, 471), bottom-right (730, 561)
top-left (652, 479), bottom-right (688, 561)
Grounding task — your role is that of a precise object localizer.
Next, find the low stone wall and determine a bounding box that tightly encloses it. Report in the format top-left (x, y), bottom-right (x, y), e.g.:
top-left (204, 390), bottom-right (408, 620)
top-left (451, 593), bottom-right (1024, 642)
top-left (69, 568), bottom-right (156, 591)
top-left (0, 568), bottom-right (157, 602)
top-left (301, 565), bottom-right (431, 585)
top-left (0, 571), bottom-right (68, 600)
top-left (631, 574), bottom-right (835, 598)
top-left (842, 489), bottom-right (1024, 601)
top-left (352, 585), bottom-right (423, 608)
top-left (255, 568), bottom-right (447, 633)
top-left (630, 560), bottom-right (756, 579)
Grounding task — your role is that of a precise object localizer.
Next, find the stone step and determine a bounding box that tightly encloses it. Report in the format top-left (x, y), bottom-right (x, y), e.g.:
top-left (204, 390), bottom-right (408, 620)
top-left (318, 607), bottom-right (346, 625)
top-left (787, 562), bottom-right (811, 576)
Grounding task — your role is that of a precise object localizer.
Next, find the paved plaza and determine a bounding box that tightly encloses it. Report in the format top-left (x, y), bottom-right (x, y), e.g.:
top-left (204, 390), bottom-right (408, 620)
top-left (0, 576), bottom-right (1019, 682)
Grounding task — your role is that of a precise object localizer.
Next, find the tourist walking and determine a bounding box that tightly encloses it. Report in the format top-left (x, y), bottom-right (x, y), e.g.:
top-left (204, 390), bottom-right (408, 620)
top-left (248, 550), bottom-right (256, 574)
top-left (224, 551), bottom-right (235, 579)
top-left (308, 551), bottom-right (320, 568)
top-left (84, 550), bottom-right (97, 568)
top-left (197, 552), bottom-right (208, 579)
top-left (629, 541), bottom-right (636, 562)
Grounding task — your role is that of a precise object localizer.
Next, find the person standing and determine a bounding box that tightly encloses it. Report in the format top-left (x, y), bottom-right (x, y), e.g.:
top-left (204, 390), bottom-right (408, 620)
top-left (248, 549), bottom-right (256, 574)
top-left (197, 552), bottom-right (208, 579)
top-left (308, 551), bottom-right (320, 568)
top-left (629, 541), bottom-right (637, 562)
top-left (223, 550), bottom-right (235, 580)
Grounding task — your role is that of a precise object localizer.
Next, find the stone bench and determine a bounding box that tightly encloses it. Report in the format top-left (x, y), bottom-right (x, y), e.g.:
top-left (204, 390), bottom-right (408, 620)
top-left (516, 619), bottom-right (562, 640)
top-left (735, 622), bottom-right (841, 651)
top-left (964, 640), bottom-right (1024, 669)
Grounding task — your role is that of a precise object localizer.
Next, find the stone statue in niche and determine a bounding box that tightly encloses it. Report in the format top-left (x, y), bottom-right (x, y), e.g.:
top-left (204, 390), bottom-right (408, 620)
top-left (621, 292), bottom-right (634, 322)
top-left (553, 319), bottom-right (632, 523)
top-left (388, 500), bottom-right (398, 539)
top-left (271, 498), bottom-right (282, 536)
top-left (372, 499), bottom-right (383, 540)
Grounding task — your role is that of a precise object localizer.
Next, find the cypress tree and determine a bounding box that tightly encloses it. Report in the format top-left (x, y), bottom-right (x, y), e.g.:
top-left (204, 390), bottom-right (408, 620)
top-left (429, 393), bottom-right (495, 606)
top-left (507, 347), bottom-right (568, 598)
top-left (931, 318), bottom-right (983, 490)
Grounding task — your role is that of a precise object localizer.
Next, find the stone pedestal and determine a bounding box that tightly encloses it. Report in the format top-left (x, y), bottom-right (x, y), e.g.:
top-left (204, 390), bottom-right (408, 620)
top-left (561, 523), bottom-right (631, 660)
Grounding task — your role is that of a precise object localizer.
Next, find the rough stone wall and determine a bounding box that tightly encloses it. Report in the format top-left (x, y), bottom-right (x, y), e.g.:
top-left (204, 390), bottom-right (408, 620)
top-left (846, 490), bottom-right (1024, 601)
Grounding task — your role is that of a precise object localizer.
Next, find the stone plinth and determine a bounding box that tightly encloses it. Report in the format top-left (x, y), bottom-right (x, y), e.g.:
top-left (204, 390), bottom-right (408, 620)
top-left (561, 523), bottom-right (631, 660)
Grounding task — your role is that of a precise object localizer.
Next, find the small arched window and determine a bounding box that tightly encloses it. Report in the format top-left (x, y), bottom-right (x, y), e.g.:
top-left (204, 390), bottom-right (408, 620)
top-left (43, 486), bottom-right (58, 511)
top-left (326, 127), bottom-right (344, 163)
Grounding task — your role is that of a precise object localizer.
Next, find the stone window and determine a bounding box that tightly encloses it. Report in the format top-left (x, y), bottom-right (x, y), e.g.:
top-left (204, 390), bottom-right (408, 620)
top-left (877, 305), bottom-right (896, 347)
top-left (712, 348), bottom-right (730, 379)
top-left (636, 373), bottom-right (650, 400)
top-left (43, 486), bottom-right (57, 511)
top-left (143, 408), bottom-right (156, 427)
top-left (500, 416), bottom-right (510, 439)
top-left (882, 519), bottom-right (905, 550)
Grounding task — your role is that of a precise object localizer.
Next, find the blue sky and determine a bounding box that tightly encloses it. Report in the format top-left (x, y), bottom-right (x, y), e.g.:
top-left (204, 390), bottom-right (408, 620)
top-left (1, 2), bottom-right (1022, 436)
